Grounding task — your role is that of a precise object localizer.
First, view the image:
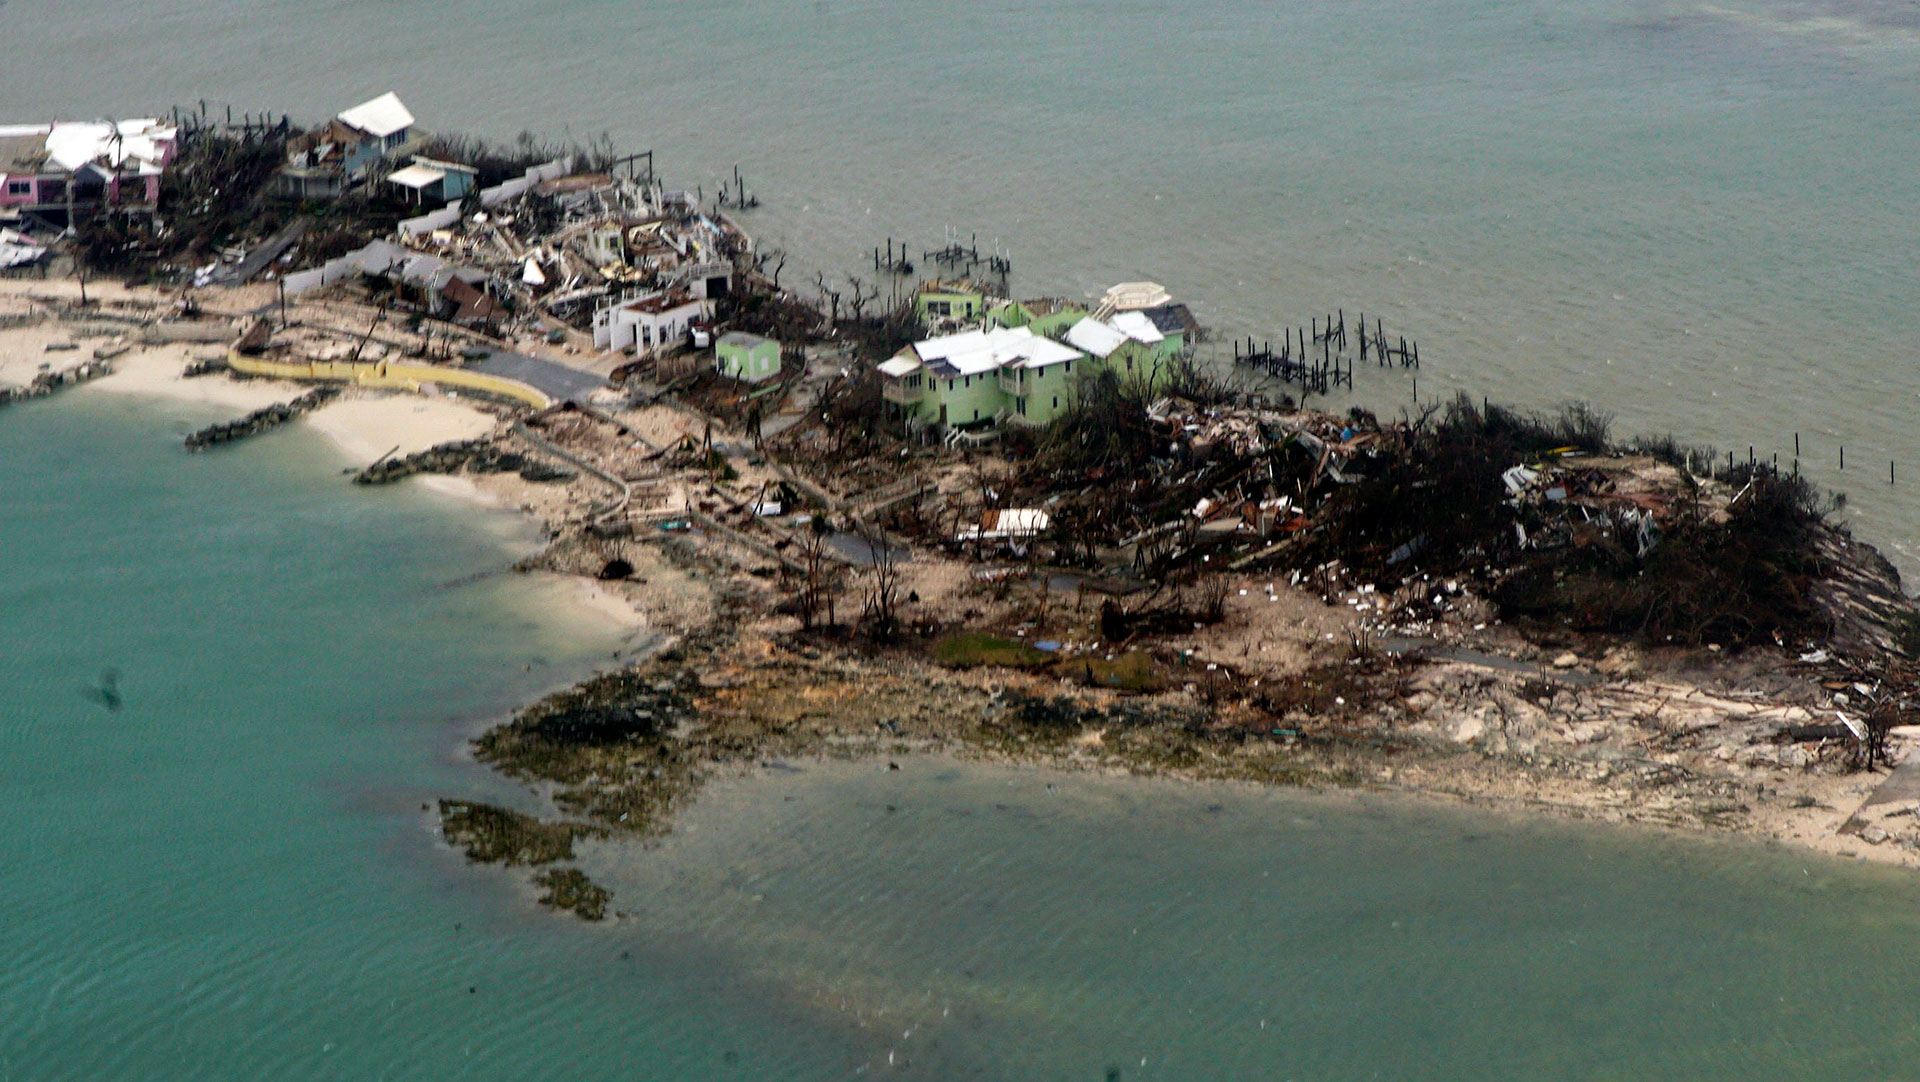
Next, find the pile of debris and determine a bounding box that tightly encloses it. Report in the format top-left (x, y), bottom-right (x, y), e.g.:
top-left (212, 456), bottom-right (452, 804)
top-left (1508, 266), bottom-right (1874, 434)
top-left (953, 388), bottom-right (1906, 653)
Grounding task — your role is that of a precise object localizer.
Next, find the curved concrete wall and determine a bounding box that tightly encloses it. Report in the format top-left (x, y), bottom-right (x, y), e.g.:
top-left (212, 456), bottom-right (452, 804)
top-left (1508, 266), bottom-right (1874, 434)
top-left (226, 350), bottom-right (553, 409)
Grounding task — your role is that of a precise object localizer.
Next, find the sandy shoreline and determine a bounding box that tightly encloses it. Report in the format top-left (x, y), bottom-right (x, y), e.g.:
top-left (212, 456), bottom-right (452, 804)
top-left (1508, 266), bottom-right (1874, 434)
top-left (0, 298), bottom-right (649, 649)
top-left (5, 285), bottom-right (1918, 912)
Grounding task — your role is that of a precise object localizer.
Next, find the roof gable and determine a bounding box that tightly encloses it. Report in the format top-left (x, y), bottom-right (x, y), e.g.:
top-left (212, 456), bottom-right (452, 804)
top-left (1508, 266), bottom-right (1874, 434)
top-left (338, 93), bottom-right (414, 139)
top-left (1065, 317), bottom-right (1127, 359)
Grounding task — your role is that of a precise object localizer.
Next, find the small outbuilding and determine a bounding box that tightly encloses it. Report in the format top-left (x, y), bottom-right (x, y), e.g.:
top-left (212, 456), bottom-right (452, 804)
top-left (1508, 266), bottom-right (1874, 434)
top-left (715, 332), bottom-right (781, 384)
top-left (384, 157), bottom-right (478, 206)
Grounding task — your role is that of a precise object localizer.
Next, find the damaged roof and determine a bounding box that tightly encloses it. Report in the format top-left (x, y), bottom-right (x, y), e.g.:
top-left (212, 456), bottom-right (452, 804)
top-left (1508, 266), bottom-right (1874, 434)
top-left (1065, 317), bottom-right (1128, 359)
top-left (1143, 302), bottom-right (1198, 337)
top-left (1110, 310), bottom-right (1165, 345)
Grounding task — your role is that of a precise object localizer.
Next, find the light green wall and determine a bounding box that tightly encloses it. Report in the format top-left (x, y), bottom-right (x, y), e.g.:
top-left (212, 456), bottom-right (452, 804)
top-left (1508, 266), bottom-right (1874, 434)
top-left (1027, 309), bottom-right (1087, 339)
top-left (1001, 358), bottom-right (1091, 426)
top-left (717, 339), bottom-right (781, 383)
top-left (915, 288), bottom-right (985, 326)
top-left (922, 368), bottom-right (1005, 427)
top-left (985, 300), bottom-right (1030, 329)
top-left (985, 302), bottom-right (1085, 339)
top-left (890, 343), bottom-right (1174, 432)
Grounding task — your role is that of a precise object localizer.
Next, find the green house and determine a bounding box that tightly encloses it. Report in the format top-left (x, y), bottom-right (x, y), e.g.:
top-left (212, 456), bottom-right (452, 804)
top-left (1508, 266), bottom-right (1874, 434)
top-left (878, 287), bottom-right (1203, 437)
top-left (914, 279), bottom-right (987, 328)
top-left (1061, 314), bottom-right (1190, 395)
top-left (715, 331), bottom-right (781, 383)
top-left (1136, 303), bottom-right (1199, 359)
top-left (879, 325), bottom-right (1091, 432)
top-left (986, 297), bottom-right (1089, 340)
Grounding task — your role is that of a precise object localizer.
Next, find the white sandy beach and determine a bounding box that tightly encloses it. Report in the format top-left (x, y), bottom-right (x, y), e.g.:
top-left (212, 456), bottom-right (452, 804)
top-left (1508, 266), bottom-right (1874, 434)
top-left (303, 393), bottom-right (500, 466)
top-left (86, 342), bottom-right (306, 410)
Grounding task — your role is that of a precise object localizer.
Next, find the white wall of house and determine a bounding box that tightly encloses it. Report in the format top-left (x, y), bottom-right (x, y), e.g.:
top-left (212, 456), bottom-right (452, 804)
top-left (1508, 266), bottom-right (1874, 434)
top-left (593, 296), bottom-right (713, 354)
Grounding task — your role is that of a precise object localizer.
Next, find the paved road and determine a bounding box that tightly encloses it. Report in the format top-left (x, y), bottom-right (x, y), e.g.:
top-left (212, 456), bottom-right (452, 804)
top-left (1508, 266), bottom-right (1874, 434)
top-left (470, 349), bottom-right (607, 403)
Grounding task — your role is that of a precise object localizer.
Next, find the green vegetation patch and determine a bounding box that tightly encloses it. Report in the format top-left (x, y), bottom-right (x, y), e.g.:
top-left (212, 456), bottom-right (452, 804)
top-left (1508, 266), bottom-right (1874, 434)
top-left (932, 632), bottom-right (1051, 670)
top-left (1050, 651), bottom-right (1164, 692)
top-left (533, 867), bottom-right (611, 921)
top-left (438, 800), bottom-right (604, 866)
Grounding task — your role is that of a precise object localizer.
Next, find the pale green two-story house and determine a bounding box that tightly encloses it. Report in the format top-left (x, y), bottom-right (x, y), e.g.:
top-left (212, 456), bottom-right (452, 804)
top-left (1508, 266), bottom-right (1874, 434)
top-left (1063, 312), bottom-right (1188, 387)
top-left (879, 326), bottom-right (1088, 433)
top-left (878, 313), bottom-right (1193, 436)
top-left (913, 278), bottom-right (987, 328)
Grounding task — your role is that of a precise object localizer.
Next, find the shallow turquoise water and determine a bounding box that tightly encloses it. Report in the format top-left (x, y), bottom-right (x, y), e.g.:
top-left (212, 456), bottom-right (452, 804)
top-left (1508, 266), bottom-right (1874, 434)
top-left (0, 392), bottom-right (829, 1078)
top-left (605, 758), bottom-right (1920, 1080)
top-left (5, 391), bottom-right (1920, 1077)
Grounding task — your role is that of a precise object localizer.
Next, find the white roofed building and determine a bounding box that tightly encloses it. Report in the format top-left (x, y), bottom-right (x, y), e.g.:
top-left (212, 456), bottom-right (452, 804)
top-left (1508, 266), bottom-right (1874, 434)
top-left (0, 119), bottom-right (177, 221)
top-left (278, 92), bottom-right (429, 199)
top-left (878, 325), bottom-right (1094, 433)
top-left (383, 156), bottom-right (478, 206)
top-left (876, 282), bottom-right (1199, 438)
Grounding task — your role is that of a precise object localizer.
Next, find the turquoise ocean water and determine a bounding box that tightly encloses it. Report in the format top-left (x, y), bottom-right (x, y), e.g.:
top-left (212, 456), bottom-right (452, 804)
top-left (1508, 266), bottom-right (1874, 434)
top-left (4, 390), bottom-right (1920, 1077)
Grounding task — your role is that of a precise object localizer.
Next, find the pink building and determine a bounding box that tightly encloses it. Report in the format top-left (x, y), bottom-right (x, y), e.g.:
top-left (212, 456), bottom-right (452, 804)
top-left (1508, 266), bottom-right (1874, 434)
top-left (0, 119), bottom-right (179, 222)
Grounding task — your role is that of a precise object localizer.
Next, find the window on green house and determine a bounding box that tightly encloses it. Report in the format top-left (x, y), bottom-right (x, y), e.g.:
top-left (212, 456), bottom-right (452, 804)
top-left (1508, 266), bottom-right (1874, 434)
top-left (1052, 396), bottom-right (1058, 409)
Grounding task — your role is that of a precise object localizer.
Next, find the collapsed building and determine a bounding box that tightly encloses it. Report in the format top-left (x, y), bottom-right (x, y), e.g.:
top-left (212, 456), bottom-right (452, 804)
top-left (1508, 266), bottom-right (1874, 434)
top-left (0, 118), bottom-right (178, 225)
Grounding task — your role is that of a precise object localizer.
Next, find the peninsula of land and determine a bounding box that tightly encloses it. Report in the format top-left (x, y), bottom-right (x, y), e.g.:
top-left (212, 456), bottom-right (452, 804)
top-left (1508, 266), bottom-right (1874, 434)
top-left (7, 99), bottom-right (1920, 921)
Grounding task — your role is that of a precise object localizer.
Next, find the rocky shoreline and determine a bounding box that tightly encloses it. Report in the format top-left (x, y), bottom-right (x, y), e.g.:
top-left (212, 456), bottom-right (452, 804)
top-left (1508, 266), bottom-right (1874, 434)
top-left (432, 415), bottom-right (1920, 918)
top-left (7, 279), bottom-right (1912, 925)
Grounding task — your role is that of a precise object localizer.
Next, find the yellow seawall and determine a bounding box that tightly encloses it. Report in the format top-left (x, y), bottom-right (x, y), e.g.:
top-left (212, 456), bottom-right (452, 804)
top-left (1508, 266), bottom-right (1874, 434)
top-left (225, 351), bottom-right (553, 410)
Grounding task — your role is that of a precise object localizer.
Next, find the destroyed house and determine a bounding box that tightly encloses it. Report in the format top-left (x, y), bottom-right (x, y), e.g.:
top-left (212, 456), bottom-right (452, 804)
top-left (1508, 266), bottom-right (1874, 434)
top-left (278, 92), bottom-right (425, 199)
top-left (0, 120), bottom-right (177, 221)
top-left (347, 239), bottom-right (493, 322)
top-left (591, 289), bottom-right (714, 355)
